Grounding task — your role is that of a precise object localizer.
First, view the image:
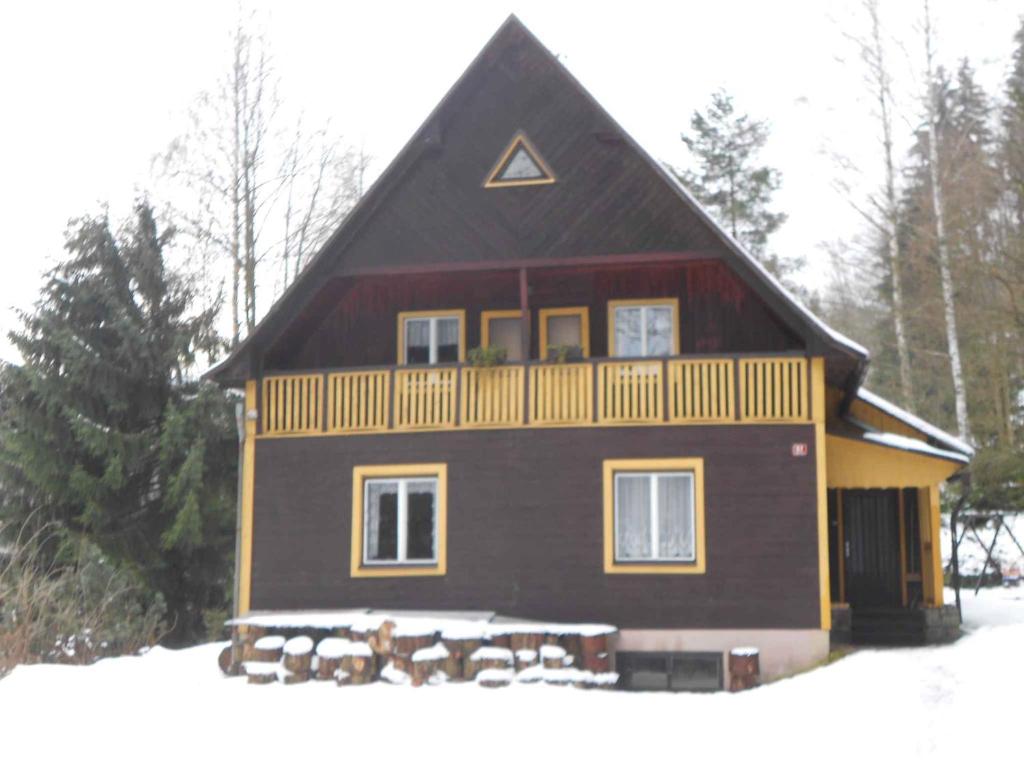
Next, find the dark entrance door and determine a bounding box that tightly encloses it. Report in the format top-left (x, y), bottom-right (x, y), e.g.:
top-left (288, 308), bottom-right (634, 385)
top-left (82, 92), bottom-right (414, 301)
top-left (843, 490), bottom-right (902, 609)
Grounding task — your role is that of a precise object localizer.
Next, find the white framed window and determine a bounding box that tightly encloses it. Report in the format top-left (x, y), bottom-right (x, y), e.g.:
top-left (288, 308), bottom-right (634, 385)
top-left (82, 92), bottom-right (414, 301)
top-left (402, 314), bottom-right (462, 364)
top-left (363, 476), bottom-right (438, 565)
top-left (613, 471), bottom-right (696, 562)
top-left (610, 300), bottom-right (678, 357)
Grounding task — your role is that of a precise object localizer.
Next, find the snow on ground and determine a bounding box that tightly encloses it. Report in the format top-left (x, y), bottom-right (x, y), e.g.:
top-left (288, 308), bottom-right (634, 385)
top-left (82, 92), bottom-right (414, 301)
top-left (2, 589), bottom-right (1023, 767)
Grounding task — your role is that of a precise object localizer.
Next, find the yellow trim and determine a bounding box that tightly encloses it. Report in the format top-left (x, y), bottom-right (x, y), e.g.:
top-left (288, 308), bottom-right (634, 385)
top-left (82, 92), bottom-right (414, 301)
top-left (602, 457), bottom-right (706, 575)
top-left (350, 463), bottom-right (448, 578)
top-left (738, 357), bottom-right (810, 423)
top-left (666, 358), bottom-right (736, 423)
top-left (396, 309), bottom-right (466, 364)
top-left (483, 132), bottom-right (557, 188)
top-left (238, 380), bottom-right (257, 616)
top-left (480, 309), bottom-right (523, 357)
top-left (812, 358), bottom-right (831, 630)
top-left (538, 306), bottom-right (591, 358)
top-left (607, 298), bottom-right (680, 357)
top-left (825, 435), bottom-right (961, 488)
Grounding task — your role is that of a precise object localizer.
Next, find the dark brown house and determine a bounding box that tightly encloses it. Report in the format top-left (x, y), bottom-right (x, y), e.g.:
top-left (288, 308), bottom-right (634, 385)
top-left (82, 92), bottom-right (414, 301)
top-left (209, 16), bottom-right (970, 688)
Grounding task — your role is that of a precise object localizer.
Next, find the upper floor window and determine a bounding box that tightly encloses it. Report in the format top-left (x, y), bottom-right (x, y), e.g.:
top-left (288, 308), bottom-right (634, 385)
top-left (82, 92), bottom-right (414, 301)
top-left (608, 299), bottom-right (679, 358)
top-left (398, 310), bottom-right (465, 364)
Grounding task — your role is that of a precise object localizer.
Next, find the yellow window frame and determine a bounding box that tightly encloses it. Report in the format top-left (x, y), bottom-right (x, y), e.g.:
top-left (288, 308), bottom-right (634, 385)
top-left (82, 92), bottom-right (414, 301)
top-left (351, 463), bottom-right (448, 578)
top-left (607, 298), bottom-right (680, 357)
top-left (538, 306), bottom-right (591, 359)
top-left (397, 309), bottom-right (466, 364)
top-left (480, 309), bottom-right (523, 351)
top-left (603, 457), bottom-right (706, 574)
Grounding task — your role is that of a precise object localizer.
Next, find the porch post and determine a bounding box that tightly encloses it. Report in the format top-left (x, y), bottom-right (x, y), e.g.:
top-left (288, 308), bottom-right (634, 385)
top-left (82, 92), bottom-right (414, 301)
top-left (811, 357), bottom-right (831, 631)
top-left (519, 268), bottom-right (531, 360)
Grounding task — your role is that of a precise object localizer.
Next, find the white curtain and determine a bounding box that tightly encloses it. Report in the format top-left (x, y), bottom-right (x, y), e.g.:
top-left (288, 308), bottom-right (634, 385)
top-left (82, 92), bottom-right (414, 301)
top-left (658, 474), bottom-right (694, 560)
top-left (614, 307), bottom-right (643, 357)
top-left (405, 319), bottom-right (430, 362)
top-left (615, 475), bottom-right (651, 559)
top-left (646, 306), bottom-right (673, 356)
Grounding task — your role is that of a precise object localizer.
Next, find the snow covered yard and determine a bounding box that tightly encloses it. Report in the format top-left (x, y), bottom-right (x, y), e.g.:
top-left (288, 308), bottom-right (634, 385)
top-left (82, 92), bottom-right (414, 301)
top-left (2, 590), bottom-right (1022, 767)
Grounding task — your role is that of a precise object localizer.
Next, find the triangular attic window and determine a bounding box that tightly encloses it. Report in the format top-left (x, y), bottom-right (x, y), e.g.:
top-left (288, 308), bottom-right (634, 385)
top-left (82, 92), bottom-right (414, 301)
top-left (484, 132), bottom-right (556, 187)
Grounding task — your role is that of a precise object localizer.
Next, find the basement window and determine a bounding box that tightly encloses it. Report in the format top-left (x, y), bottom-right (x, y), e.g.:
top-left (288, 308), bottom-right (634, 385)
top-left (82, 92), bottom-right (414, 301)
top-left (616, 651), bottom-right (724, 692)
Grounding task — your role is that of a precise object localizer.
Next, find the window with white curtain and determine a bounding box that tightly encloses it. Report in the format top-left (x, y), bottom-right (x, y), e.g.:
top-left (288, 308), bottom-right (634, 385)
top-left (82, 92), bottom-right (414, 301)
top-left (364, 477), bottom-right (438, 564)
top-left (614, 471), bottom-right (695, 562)
top-left (404, 315), bottom-right (460, 364)
top-left (612, 303), bottom-right (674, 357)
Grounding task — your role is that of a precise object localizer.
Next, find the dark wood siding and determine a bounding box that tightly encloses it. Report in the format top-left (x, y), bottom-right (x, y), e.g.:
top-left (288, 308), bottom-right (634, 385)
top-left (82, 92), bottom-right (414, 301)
top-left (265, 261), bottom-right (804, 371)
top-left (251, 424), bottom-right (820, 629)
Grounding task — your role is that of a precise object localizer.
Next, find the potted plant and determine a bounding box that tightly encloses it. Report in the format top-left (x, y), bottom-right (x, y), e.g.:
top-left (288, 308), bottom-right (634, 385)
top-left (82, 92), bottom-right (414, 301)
top-left (467, 345), bottom-right (508, 367)
top-left (545, 344), bottom-right (584, 363)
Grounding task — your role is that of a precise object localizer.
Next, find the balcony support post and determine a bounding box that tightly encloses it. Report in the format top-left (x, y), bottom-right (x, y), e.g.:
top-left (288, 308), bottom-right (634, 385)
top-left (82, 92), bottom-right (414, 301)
top-left (518, 267), bottom-right (531, 361)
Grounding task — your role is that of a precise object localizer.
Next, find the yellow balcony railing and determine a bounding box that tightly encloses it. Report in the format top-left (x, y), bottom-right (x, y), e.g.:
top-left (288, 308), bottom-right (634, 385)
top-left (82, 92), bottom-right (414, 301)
top-left (327, 370), bottom-right (390, 433)
top-left (667, 359), bottom-right (735, 423)
top-left (460, 366), bottom-right (525, 428)
top-left (259, 355), bottom-right (812, 436)
top-left (597, 361), bottom-right (664, 424)
top-left (528, 363), bottom-right (593, 426)
top-left (739, 357), bottom-right (808, 422)
top-left (262, 374), bottom-right (323, 435)
top-left (394, 368), bottom-right (458, 430)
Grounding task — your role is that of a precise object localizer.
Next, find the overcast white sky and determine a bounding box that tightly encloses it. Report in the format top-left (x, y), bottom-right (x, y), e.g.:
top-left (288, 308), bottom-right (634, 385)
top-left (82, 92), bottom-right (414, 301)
top-left (0, 0), bottom-right (1019, 361)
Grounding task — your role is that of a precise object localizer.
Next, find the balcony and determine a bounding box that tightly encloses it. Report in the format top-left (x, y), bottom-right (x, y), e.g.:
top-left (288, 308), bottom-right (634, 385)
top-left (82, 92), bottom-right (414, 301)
top-left (256, 355), bottom-right (810, 437)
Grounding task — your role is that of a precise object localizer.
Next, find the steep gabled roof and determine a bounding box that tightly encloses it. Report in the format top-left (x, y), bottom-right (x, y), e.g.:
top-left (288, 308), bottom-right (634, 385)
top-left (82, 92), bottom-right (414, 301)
top-left (206, 14), bottom-right (868, 387)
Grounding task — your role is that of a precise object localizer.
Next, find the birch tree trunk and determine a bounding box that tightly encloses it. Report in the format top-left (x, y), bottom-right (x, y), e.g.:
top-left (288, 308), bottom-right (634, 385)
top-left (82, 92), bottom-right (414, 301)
top-left (924, 0), bottom-right (972, 442)
top-left (868, 0), bottom-right (914, 408)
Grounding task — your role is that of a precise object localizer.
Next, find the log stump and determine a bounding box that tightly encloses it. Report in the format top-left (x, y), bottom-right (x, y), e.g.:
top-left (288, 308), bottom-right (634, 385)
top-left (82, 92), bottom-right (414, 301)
top-left (337, 644), bottom-right (376, 685)
top-left (393, 630), bottom-right (436, 658)
top-left (244, 661), bottom-right (279, 685)
top-left (410, 642), bottom-right (450, 687)
top-left (441, 635), bottom-right (482, 681)
top-left (581, 651), bottom-right (610, 673)
top-left (368, 620), bottom-right (396, 655)
top-left (465, 646), bottom-right (513, 679)
top-left (557, 634), bottom-right (583, 667)
top-left (236, 624), bottom-right (269, 662)
top-left (476, 668), bottom-right (513, 688)
top-left (282, 636), bottom-right (314, 677)
top-left (315, 638), bottom-right (351, 681)
top-left (728, 648), bottom-right (760, 692)
top-left (540, 644), bottom-right (567, 670)
top-left (508, 630), bottom-right (546, 652)
top-left (250, 635), bottom-right (286, 663)
top-left (217, 645), bottom-right (233, 676)
top-left (514, 649), bottom-right (538, 672)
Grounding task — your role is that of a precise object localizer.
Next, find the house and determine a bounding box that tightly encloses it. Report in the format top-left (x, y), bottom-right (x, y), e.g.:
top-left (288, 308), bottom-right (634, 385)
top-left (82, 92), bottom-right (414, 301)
top-left (207, 15), bottom-right (971, 690)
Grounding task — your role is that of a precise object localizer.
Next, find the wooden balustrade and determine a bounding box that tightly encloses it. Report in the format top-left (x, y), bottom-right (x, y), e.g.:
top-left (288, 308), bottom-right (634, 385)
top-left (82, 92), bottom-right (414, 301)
top-left (668, 359), bottom-right (735, 423)
top-left (327, 370), bottom-right (390, 433)
top-left (596, 361), bottom-right (664, 424)
top-left (738, 357), bottom-right (808, 422)
top-left (461, 366), bottom-right (525, 427)
top-left (262, 374), bottom-right (324, 435)
top-left (394, 368), bottom-right (458, 429)
top-left (259, 355), bottom-right (810, 435)
top-left (528, 363), bottom-right (593, 426)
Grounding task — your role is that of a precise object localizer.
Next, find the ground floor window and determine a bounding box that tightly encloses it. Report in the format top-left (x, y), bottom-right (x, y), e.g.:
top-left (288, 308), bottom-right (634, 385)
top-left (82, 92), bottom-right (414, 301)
top-left (603, 458), bottom-right (705, 574)
top-left (351, 464), bottom-right (447, 577)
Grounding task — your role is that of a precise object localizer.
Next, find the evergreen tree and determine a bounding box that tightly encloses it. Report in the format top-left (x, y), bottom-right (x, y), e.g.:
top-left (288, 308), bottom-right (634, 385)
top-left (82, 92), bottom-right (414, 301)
top-left (0, 202), bottom-right (237, 643)
top-left (675, 90), bottom-right (795, 280)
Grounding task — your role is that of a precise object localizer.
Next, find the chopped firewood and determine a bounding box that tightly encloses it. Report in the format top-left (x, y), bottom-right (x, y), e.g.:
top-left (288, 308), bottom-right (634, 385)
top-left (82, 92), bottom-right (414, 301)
top-left (476, 668), bottom-right (513, 688)
top-left (250, 635), bottom-right (286, 663)
top-left (369, 620), bottom-right (396, 655)
top-left (580, 633), bottom-right (610, 656)
top-left (243, 661), bottom-right (279, 685)
top-left (508, 631), bottom-right (546, 651)
top-left (557, 634), bottom-right (583, 665)
top-left (514, 649), bottom-right (538, 672)
top-left (315, 638), bottom-right (351, 681)
top-left (729, 648), bottom-right (760, 692)
top-left (393, 630), bottom-right (436, 657)
top-left (580, 651), bottom-right (610, 673)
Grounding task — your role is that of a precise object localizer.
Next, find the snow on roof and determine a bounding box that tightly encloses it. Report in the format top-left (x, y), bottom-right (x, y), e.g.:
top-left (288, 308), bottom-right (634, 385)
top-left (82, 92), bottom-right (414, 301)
top-left (862, 431), bottom-right (970, 464)
top-left (857, 388), bottom-right (974, 456)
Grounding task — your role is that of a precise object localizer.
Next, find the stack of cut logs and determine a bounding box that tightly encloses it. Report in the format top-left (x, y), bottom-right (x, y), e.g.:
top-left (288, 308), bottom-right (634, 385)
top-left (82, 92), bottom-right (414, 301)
top-left (219, 619), bottom-right (619, 690)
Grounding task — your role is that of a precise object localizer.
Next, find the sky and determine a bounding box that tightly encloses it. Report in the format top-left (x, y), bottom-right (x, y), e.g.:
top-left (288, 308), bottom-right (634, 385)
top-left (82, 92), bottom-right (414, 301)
top-left (0, 0), bottom-right (1019, 362)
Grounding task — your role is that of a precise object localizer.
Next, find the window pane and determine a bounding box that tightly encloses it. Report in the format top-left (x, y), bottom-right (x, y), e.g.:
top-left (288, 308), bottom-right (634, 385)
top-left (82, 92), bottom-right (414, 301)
top-left (615, 475), bottom-right (651, 559)
top-left (546, 314), bottom-right (582, 351)
top-left (406, 480), bottom-right (436, 560)
top-left (489, 316), bottom-right (522, 361)
top-left (436, 318), bottom-right (460, 363)
top-left (658, 474), bottom-right (695, 560)
top-left (646, 306), bottom-right (673, 356)
top-left (405, 319), bottom-right (430, 364)
top-left (366, 481), bottom-right (399, 561)
top-left (614, 307), bottom-right (643, 357)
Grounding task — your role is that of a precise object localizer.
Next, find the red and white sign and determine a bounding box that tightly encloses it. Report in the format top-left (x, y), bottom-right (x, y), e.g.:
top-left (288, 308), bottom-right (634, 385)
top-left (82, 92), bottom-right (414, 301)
top-left (791, 442), bottom-right (809, 457)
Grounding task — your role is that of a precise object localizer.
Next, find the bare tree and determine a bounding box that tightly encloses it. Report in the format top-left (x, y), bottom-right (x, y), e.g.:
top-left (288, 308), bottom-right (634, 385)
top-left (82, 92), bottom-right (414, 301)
top-left (156, 12), bottom-right (364, 347)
